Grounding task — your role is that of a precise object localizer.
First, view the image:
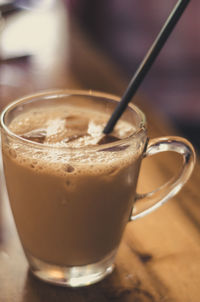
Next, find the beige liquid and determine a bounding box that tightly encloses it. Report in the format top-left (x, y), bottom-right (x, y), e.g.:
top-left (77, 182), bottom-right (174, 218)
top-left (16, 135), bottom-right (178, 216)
top-left (2, 105), bottom-right (143, 266)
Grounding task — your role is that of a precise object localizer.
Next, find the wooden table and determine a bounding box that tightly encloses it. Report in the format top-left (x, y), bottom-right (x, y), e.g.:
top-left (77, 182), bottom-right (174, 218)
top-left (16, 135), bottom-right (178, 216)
top-left (0, 5), bottom-right (200, 302)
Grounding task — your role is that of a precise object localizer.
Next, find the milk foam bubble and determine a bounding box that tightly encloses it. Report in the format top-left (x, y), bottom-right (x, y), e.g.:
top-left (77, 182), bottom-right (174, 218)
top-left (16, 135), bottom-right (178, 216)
top-left (7, 105), bottom-right (138, 176)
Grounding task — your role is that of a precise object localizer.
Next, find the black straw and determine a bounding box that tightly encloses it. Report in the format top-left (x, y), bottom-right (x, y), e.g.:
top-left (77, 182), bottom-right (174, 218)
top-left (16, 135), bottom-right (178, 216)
top-left (103, 0), bottom-right (190, 134)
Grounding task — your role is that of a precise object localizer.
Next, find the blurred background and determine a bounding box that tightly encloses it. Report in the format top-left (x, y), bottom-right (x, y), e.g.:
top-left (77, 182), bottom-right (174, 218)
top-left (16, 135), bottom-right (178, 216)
top-left (66, 0), bottom-right (200, 151)
top-left (0, 0), bottom-right (199, 151)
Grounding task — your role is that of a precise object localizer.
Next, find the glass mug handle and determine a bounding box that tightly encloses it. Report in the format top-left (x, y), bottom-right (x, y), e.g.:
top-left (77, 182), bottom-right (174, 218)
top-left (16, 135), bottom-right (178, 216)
top-left (130, 136), bottom-right (196, 221)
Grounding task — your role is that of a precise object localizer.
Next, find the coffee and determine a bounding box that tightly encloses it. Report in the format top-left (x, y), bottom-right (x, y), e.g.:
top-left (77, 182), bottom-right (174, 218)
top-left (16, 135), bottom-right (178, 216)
top-left (2, 104), bottom-right (143, 266)
top-left (1, 90), bottom-right (195, 287)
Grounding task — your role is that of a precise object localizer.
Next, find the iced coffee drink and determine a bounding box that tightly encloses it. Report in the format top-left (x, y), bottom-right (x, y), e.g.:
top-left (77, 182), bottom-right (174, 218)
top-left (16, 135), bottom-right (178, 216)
top-left (1, 91), bottom-right (147, 286)
top-left (3, 106), bottom-right (144, 259)
top-left (1, 90), bottom-right (195, 287)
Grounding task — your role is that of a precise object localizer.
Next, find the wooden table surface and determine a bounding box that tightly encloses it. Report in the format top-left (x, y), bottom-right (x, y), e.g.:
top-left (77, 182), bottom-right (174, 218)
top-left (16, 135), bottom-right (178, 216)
top-left (0, 5), bottom-right (200, 302)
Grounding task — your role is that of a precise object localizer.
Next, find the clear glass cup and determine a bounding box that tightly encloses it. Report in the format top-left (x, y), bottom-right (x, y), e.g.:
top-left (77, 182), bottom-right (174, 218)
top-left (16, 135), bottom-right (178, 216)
top-left (0, 89), bottom-right (196, 287)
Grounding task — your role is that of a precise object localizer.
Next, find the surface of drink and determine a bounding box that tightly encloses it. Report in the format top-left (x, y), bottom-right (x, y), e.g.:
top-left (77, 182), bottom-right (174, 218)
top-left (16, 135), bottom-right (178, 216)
top-left (2, 103), bottom-right (145, 267)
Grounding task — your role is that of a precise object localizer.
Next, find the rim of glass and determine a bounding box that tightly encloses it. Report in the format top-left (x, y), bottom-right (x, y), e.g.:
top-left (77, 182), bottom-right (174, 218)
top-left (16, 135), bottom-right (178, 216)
top-left (0, 89), bottom-right (147, 151)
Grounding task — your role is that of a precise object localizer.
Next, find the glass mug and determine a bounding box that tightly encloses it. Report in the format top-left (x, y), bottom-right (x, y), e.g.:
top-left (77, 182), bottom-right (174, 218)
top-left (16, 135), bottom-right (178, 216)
top-left (0, 90), bottom-right (195, 287)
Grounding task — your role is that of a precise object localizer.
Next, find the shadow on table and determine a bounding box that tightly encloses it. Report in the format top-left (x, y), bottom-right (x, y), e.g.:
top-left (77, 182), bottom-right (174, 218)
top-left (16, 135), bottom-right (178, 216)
top-left (22, 268), bottom-right (155, 302)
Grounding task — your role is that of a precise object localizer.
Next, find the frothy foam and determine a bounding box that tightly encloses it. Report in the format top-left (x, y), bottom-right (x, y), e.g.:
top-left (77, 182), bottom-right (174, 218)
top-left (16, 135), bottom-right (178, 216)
top-left (6, 105), bottom-right (138, 176)
top-left (9, 106), bottom-right (134, 146)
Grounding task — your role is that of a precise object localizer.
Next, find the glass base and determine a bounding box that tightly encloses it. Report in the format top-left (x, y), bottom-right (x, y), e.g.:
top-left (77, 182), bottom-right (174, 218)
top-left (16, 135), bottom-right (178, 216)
top-left (28, 251), bottom-right (116, 287)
